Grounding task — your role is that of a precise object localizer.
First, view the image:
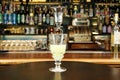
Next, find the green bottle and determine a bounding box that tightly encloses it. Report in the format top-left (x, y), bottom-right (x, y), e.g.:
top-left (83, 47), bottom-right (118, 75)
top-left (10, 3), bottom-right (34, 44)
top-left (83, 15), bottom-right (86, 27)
top-left (0, 4), bottom-right (3, 24)
top-left (16, 5), bottom-right (21, 25)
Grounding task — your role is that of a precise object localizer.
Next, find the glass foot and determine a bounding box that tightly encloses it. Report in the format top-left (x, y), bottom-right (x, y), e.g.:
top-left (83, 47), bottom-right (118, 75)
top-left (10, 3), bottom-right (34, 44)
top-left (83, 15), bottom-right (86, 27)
top-left (49, 67), bottom-right (66, 72)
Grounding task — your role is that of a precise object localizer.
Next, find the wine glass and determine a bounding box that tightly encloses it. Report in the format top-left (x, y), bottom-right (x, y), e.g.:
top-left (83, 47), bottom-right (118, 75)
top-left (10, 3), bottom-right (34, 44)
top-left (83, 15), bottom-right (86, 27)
top-left (49, 34), bottom-right (67, 72)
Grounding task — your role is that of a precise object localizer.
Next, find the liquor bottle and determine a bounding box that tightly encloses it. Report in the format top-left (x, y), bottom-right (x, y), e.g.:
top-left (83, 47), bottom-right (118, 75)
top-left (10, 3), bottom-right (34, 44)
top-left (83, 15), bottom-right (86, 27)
top-left (34, 5), bottom-right (39, 25)
top-left (57, 5), bottom-right (63, 26)
top-left (95, 5), bottom-right (100, 17)
top-left (112, 14), bottom-right (120, 59)
top-left (104, 5), bottom-right (110, 25)
top-left (49, 8), bottom-right (55, 26)
top-left (98, 21), bottom-right (103, 34)
top-left (100, 5), bottom-right (105, 24)
top-left (89, 5), bottom-right (93, 17)
top-left (3, 3), bottom-right (8, 24)
top-left (109, 5), bottom-right (114, 20)
top-left (7, 1), bottom-right (12, 25)
top-left (116, 6), bottom-right (119, 18)
top-left (20, 1), bottom-right (25, 24)
top-left (73, 5), bottom-right (78, 15)
top-left (111, 13), bottom-right (120, 59)
top-left (38, 6), bottom-right (42, 25)
top-left (79, 5), bottom-right (84, 14)
top-left (25, 0), bottom-right (29, 25)
top-left (63, 5), bottom-right (68, 16)
top-left (16, 4), bottom-right (21, 25)
top-left (25, 3), bottom-right (29, 25)
top-left (42, 6), bottom-right (47, 24)
top-left (0, 4), bottom-right (3, 24)
top-left (12, 4), bottom-right (17, 25)
top-left (99, 14), bottom-right (103, 34)
top-left (68, 4), bottom-right (73, 16)
top-left (29, 5), bottom-right (34, 25)
top-left (84, 5), bottom-right (89, 15)
top-left (46, 6), bottom-right (50, 25)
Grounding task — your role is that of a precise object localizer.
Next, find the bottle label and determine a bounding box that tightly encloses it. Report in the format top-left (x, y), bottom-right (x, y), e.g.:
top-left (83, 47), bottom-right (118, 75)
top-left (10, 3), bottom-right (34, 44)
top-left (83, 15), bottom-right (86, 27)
top-left (21, 14), bottom-right (25, 24)
top-left (13, 13), bottom-right (17, 24)
top-left (107, 25), bottom-right (112, 33)
top-left (29, 17), bottom-right (34, 25)
top-left (8, 14), bottom-right (12, 24)
top-left (4, 13), bottom-right (7, 24)
top-left (89, 9), bottom-right (93, 17)
top-left (38, 14), bottom-right (42, 25)
top-left (114, 31), bottom-right (120, 44)
top-left (102, 25), bottom-right (107, 33)
top-left (80, 9), bottom-right (84, 14)
top-left (57, 12), bottom-right (63, 23)
top-left (50, 17), bottom-right (54, 25)
top-left (96, 9), bottom-right (100, 17)
top-left (25, 14), bottom-right (29, 24)
top-left (54, 12), bottom-right (57, 23)
top-left (17, 14), bottom-right (20, 24)
top-left (34, 15), bottom-right (38, 25)
top-left (46, 14), bottom-right (50, 24)
top-left (42, 14), bottom-right (46, 23)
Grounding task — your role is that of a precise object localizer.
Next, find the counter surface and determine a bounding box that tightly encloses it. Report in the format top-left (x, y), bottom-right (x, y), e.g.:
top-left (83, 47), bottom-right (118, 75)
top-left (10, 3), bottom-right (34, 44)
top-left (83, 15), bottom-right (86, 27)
top-left (0, 61), bottom-right (120, 80)
top-left (0, 51), bottom-right (120, 65)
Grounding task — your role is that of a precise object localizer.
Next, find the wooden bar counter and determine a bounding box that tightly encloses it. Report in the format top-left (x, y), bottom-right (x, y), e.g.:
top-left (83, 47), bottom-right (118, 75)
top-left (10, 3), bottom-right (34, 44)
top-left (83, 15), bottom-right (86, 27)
top-left (1, 61), bottom-right (120, 80)
top-left (0, 50), bottom-right (120, 68)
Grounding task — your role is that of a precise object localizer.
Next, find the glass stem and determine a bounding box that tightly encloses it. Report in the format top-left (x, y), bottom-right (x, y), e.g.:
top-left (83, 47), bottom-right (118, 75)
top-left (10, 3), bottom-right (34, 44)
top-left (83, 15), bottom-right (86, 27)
top-left (55, 60), bottom-right (61, 69)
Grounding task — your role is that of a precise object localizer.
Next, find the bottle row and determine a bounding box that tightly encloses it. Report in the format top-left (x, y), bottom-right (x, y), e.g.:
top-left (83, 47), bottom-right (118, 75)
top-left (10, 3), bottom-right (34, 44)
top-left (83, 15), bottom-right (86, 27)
top-left (0, 1), bottom-right (119, 26)
top-left (0, 1), bottom-right (56, 25)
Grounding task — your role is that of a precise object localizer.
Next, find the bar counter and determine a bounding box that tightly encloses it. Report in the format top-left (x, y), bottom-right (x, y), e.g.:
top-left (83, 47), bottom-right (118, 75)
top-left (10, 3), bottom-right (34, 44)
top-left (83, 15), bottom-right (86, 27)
top-left (1, 61), bottom-right (120, 80)
top-left (0, 50), bottom-right (120, 68)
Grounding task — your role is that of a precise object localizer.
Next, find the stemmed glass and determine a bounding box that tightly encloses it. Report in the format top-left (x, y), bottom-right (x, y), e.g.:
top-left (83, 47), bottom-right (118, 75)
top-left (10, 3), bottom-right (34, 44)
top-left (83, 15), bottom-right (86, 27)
top-left (49, 34), bottom-right (67, 72)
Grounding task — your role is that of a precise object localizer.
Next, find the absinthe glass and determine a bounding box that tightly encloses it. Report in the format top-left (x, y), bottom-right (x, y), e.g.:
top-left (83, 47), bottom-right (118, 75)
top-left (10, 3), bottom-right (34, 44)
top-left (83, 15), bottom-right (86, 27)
top-left (49, 34), bottom-right (67, 72)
